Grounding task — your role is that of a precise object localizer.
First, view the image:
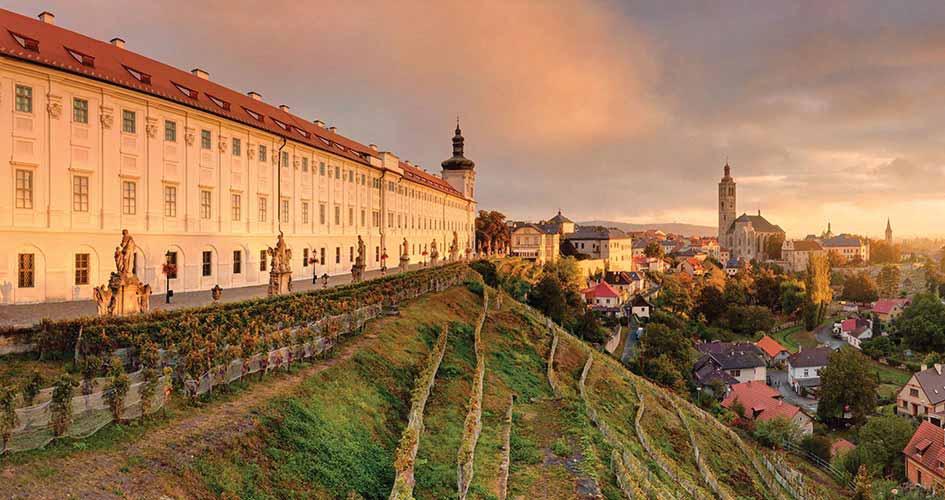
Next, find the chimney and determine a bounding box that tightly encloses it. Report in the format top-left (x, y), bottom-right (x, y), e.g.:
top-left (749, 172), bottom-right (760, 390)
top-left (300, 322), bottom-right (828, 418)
top-left (922, 364), bottom-right (928, 372)
top-left (936, 364), bottom-right (942, 375)
top-left (110, 37), bottom-right (126, 49)
top-left (38, 11), bottom-right (55, 24)
top-left (191, 68), bottom-right (209, 80)
top-left (247, 91), bottom-right (261, 101)
top-left (279, 104), bottom-right (290, 112)
top-left (368, 144), bottom-right (378, 151)
top-left (328, 126), bottom-right (337, 133)
top-left (313, 120), bottom-right (325, 128)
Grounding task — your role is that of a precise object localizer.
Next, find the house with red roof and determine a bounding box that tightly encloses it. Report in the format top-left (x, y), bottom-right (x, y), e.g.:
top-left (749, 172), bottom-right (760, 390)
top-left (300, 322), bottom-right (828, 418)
top-left (830, 438), bottom-right (856, 459)
top-left (581, 281), bottom-right (624, 316)
top-left (755, 335), bottom-right (790, 365)
top-left (904, 420), bottom-right (945, 490)
top-left (873, 298), bottom-right (912, 323)
top-left (676, 257), bottom-right (706, 277)
top-left (721, 381), bottom-right (812, 435)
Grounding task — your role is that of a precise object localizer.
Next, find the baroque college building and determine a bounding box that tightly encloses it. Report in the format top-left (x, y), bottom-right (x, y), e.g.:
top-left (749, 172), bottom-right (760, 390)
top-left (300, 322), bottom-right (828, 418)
top-left (718, 163), bottom-right (784, 262)
top-left (0, 9), bottom-right (476, 304)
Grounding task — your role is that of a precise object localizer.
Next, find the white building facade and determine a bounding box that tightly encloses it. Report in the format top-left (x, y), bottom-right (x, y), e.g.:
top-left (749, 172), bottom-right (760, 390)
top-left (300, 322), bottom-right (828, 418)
top-left (0, 9), bottom-right (476, 304)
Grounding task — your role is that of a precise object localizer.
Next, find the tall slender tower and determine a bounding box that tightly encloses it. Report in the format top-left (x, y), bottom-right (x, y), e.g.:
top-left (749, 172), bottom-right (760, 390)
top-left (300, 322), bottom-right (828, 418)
top-left (718, 163), bottom-right (736, 245)
top-left (441, 119), bottom-right (476, 200)
top-left (885, 218), bottom-right (893, 244)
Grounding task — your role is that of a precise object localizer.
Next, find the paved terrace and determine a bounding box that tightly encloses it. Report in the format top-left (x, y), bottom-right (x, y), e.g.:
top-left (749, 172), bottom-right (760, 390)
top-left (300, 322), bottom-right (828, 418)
top-left (0, 264), bottom-right (432, 329)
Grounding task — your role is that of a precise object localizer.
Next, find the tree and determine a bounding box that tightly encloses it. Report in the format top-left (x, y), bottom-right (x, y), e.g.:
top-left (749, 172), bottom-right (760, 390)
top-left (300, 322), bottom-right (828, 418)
top-left (870, 240), bottom-right (901, 265)
top-left (753, 267), bottom-right (783, 311)
top-left (644, 241), bottom-right (664, 259)
top-left (894, 293), bottom-right (945, 352)
top-left (780, 280), bottom-right (806, 316)
top-left (876, 265), bottom-right (901, 298)
top-left (817, 348), bottom-right (877, 427)
top-left (856, 415), bottom-right (915, 479)
top-left (805, 254), bottom-right (833, 327)
top-left (528, 275), bottom-right (569, 325)
top-left (828, 251), bottom-right (847, 268)
top-left (574, 309), bottom-right (606, 344)
top-left (765, 233), bottom-right (785, 260)
top-left (475, 210), bottom-right (510, 254)
top-left (635, 323), bottom-right (691, 389)
top-left (752, 416), bottom-right (801, 448)
top-left (725, 305), bottom-right (776, 337)
top-left (851, 465), bottom-right (872, 500)
top-left (694, 285), bottom-right (727, 326)
top-left (842, 271), bottom-right (879, 304)
top-left (656, 274), bottom-right (693, 315)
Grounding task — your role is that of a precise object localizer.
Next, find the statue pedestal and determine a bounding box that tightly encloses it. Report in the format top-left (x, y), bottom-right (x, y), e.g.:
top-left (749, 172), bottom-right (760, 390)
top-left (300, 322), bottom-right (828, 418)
top-left (97, 272), bottom-right (150, 317)
top-left (268, 270), bottom-right (292, 296)
top-left (351, 263), bottom-right (365, 283)
top-left (399, 256), bottom-right (410, 273)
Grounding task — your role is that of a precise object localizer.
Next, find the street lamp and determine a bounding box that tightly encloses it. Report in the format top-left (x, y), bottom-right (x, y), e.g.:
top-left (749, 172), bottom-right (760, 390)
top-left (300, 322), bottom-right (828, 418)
top-left (162, 251), bottom-right (176, 304)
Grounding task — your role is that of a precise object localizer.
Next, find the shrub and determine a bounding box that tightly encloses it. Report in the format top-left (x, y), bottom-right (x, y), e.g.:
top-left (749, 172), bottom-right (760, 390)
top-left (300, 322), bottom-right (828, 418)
top-left (800, 434), bottom-right (832, 462)
top-left (0, 386), bottom-right (17, 450)
top-left (50, 375), bottom-right (77, 436)
top-left (752, 416), bottom-right (800, 448)
top-left (465, 279), bottom-right (484, 297)
top-left (22, 371), bottom-right (43, 406)
top-left (79, 355), bottom-right (103, 395)
top-left (103, 356), bottom-right (130, 422)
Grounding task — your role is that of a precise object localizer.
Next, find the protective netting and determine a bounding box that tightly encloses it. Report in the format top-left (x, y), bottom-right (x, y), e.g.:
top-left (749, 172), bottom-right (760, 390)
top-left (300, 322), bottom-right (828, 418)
top-left (2, 270), bottom-right (460, 455)
top-left (3, 375), bottom-right (170, 453)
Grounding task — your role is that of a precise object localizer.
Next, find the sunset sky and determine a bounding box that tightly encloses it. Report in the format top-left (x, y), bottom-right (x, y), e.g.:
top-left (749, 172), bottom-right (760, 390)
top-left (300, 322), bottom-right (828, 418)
top-left (12, 1), bottom-right (945, 238)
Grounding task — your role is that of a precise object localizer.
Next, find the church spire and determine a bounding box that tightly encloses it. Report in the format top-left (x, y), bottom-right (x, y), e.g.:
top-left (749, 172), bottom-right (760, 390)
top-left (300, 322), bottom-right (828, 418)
top-left (441, 117), bottom-right (475, 170)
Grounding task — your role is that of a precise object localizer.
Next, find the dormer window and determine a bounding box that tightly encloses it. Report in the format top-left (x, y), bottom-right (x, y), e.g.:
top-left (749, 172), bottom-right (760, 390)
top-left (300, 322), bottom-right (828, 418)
top-left (9, 31), bottom-right (39, 52)
top-left (206, 94), bottom-right (230, 111)
top-left (172, 81), bottom-right (198, 99)
top-left (294, 126), bottom-right (309, 138)
top-left (64, 47), bottom-right (95, 67)
top-left (271, 118), bottom-right (289, 131)
top-left (123, 65), bottom-right (151, 84)
top-left (242, 107), bottom-right (263, 121)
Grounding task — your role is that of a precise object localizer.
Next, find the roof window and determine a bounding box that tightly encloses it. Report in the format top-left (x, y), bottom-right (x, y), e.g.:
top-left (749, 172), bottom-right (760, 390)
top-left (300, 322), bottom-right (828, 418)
top-left (294, 126), bottom-right (309, 138)
top-left (64, 47), bottom-right (95, 67)
top-left (271, 118), bottom-right (289, 131)
top-left (123, 65), bottom-right (152, 84)
top-left (242, 107), bottom-right (263, 121)
top-left (9, 31), bottom-right (39, 52)
top-left (172, 81), bottom-right (198, 99)
top-left (206, 94), bottom-right (231, 111)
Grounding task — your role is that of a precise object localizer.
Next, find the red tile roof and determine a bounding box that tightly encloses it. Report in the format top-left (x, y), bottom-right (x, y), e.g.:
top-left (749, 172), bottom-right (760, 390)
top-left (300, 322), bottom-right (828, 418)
top-left (755, 335), bottom-right (788, 359)
top-left (831, 438), bottom-right (856, 458)
top-left (582, 281), bottom-right (621, 299)
top-left (904, 421), bottom-right (945, 480)
top-left (873, 298), bottom-right (911, 315)
top-left (0, 8), bottom-right (464, 199)
top-left (721, 381), bottom-right (802, 422)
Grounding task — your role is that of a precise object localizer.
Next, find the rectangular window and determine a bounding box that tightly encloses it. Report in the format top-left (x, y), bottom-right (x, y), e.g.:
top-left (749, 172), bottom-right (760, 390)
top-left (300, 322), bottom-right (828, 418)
top-left (303, 248), bottom-right (309, 267)
top-left (231, 193), bottom-right (241, 221)
top-left (73, 98), bottom-right (88, 124)
top-left (122, 109), bottom-right (136, 133)
top-left (72, 176), bottom-right (89, 212)
top-left (302, 157), bottom-right (309, 172)
top-left (15, 169), bottom-right (33, 209)
top-left (14, 85), bottom-right (32, 113)
top-left (372, 210), bottom-right (380, 228)
top-left (233, 250), bottom-right (242, 274)
top-left (335, 165), bottom-right (340, 179)
top-left (122, 181), bottom-right (136, 215)
top-left (349, 246), bottom-right (354, 262)
top-left (202, 251), bottom-right (212, 276)
top-left (232, 138), bottom-right (241, 156)
top-left (335, 247), bottom-right (341, 264)
top-left (320, 247), bottom-right (326, 265)
top-left (258, 145), bottom-right (267, 163)
top-left (201, 129), bottom-right (211, 149)
top-left (301, 202), bottom-right (309, 224)
top-left (319, 203), bottom-right (326, 225)
top-left (17, 254), bottom-right (34, 288)
top-left (319, 162), bottom-right (326, 176)
top-left (259, 250), bottom-right (267, 271)
top-left (201, 190), bottom-right (212, 219)
top-left (281, 199), bottom-right (289, 223)
top-left (348, 206), bottom-right (354, 226)
top-left (280, 151), bottom-right (289, 168)
top-left (74, 253), bottom-right (90, 285)
top-left (164, 120), bottom-right (177, 142)
top-left (360, 209), bottom-right (366, 227)
top-left (166, 252), bottom-right (178, 279)
top-left (164, 186), bottom-right (177, 217)
top-left (911, 388), bottom-right (920, 398)
top-left (258, 196), bottom-right (267, 222)
top-left (334, 205), bottom-right (341, 226)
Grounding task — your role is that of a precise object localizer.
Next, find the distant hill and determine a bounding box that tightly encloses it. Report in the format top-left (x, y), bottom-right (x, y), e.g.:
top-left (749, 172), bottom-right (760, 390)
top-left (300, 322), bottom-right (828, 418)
top-left (578, 220), bottom-right (716, 238)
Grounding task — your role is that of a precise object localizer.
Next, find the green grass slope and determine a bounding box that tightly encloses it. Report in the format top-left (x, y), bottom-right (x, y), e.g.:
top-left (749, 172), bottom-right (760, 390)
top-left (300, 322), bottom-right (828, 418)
top-left (185, 282), bottom-right (831, 499)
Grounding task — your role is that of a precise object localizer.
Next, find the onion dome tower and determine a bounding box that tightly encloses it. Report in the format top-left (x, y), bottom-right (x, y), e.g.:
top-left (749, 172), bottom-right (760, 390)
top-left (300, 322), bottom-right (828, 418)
top-left (441, 119), bottom-right (476, 199)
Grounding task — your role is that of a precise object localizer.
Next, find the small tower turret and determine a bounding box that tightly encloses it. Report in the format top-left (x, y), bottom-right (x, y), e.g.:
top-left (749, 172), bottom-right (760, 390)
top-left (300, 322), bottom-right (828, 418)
top-left (441, 119), bottom-right (476, 199)
top-left (885, 218), bottom-right (893, 244)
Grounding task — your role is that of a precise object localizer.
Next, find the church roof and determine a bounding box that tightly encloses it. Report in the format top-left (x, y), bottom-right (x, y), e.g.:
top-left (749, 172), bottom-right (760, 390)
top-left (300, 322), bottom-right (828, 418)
top-left (822, 234), bottom-right (865, 248)
top-left (727, 214), bottom-right (784, 234)
top-left (565, 226), bottom-right (630, 241)
top-left (548, 210), bottom-right (572, 224)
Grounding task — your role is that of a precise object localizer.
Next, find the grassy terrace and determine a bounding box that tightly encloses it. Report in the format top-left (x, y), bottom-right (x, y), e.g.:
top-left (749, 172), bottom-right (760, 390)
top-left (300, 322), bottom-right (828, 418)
top-left (769, 325), bottom-right (818, 352)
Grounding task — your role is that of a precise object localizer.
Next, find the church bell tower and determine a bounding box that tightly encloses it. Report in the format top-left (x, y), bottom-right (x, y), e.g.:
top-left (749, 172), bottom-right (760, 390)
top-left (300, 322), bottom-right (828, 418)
top-left (718, 163), bottom-right (736, 244)
top-left (440, 119), bottom-right (476, 200)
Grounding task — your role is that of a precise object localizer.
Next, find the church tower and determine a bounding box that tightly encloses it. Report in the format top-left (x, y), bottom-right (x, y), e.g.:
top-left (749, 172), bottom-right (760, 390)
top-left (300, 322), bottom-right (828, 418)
top-left (886, 218), bottom-right (893, 244)
top-left (441, 119), bottom-right (476, 200)
top-left (718, 163), bottom-right (736, 245)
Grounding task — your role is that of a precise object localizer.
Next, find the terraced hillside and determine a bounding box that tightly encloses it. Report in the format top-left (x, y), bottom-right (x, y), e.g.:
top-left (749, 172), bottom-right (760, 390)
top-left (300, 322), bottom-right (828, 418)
top-left (182, 282), bottom-right (835, 499)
